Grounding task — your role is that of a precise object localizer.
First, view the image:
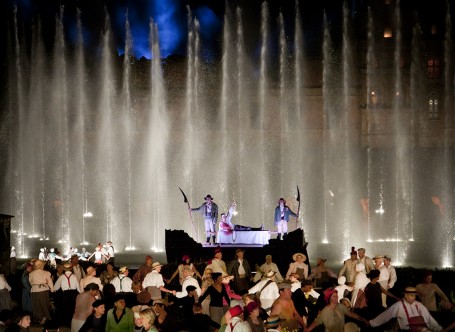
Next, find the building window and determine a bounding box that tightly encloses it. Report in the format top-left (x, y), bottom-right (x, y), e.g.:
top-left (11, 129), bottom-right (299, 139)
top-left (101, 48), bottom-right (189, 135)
top-left (428, 58), bottom-right (441, 79)
top-left (429, 98), bottom-right (439, 120)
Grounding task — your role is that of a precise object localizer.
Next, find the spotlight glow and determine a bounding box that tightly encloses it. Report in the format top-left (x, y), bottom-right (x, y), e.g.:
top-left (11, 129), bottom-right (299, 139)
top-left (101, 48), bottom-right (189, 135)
top-left (125, 246), bottom-right (137, 251)
top-left (232, 211), bottom-right (238, 216)
top-left (375, 206), bottom-right (385, 214)
top-left (367, 239), bottom-right (373, 242)
top-left (322, 239), bottom-right (329, 244)
top-left (83, 212), bottom-right (93, 218)
top-left (80, 241), bottom-right (89, 245)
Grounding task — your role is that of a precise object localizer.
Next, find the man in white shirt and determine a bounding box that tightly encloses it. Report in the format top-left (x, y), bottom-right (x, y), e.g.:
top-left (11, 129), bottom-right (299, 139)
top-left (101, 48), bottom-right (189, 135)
top-left (338, 247), bottom-right (358, 284)
top-left (248, 271), bottom-right (279, 311)
top-left (369, 287), bottom-right (442, 331)
top-left (54, 263), bottom-right (81, 326)
top-left (142, 262), bottom-right (175, 299)
top-left (373, 255), bottom-right (390, 308)
top-left (383, 255), bottom-right (397, 290)
top-left (111, 266), bottom-right (133, 293)
top-left (175, 267), bottom-right (201, 298)
top-left (71, 255), bottom-right (86, 282)
top-left (357, 248), bottom-right (375, 274)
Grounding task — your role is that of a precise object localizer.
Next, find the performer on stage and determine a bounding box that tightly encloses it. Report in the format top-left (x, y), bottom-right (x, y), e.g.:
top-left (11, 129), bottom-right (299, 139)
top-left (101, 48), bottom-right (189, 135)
top-left (218, 202), bottom-right (236, 243)
top-left (274, 198), bottom-right (298, 240)
top-left (191, 194), bottom-right (218, 244)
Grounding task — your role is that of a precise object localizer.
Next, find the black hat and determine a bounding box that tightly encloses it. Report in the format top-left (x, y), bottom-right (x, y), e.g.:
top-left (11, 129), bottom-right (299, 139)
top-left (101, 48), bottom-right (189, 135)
top-left (204, 194), bottom-right (213, 200)
top-left (211, 272), bottom-right (222, 280)
top-left (92, 299), bottom-right (105, 308)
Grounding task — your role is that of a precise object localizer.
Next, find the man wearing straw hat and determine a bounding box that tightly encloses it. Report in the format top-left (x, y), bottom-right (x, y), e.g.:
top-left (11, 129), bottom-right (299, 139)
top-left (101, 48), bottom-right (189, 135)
top-left (142, 262), bottom-right (176, 300)
top-left (369, 286), bottom-right (443, 331)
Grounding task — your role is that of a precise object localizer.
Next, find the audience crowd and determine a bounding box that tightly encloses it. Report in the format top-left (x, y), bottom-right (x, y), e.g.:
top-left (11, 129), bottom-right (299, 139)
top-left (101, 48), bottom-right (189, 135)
top-left (0, 244), bottom-right (455, 332)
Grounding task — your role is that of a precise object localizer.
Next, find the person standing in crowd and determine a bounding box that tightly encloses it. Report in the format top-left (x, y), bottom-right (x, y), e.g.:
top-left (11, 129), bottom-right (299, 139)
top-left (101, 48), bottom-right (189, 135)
top-left (54, 263), bottom-right (82, 326)
top-left (138, 308), bottom-right (158, 332)
top-left (383, 255), bottom-right (397, 291)
top-left (416, 271), bottom-right (453, 313)
top-left (80, 266), bottom-right (103, 291)
top-left (100, 262), bottom-right (118, 286)
top-left (29, 260), bottom-right (54, 325)
top-left (132, 256), bottom-right (154, 284)
top-left (166, 255), bottom-right (202, 285)
top-left (175, 267), bottom-right (201, 299)
top-left (372, 255), bottom-right (390, 308)
top-left (111, 266), bottom-right (133, 294)
top-left (254, 255), bottom-right (284, 283)
top-left (286, 253), bottom-right (308, 280)
top-left (152, 299), bottom-right (179, 332)
top-left (292, 280), bottom-right (319, 325)
top-left (228, 249), bottom-right (252, 295)
top-left (308, 258), bottom-right (337, 288)
top-left (0, 270), bottom-right (12, 312)
top-left (105, 241), bottom-right (115, 265)
top-left (198, 272), bottom-right (231, 325)
top-left (21, 262), bottom-right (33, 314)
top-left (206, 248), bottom-right (227, 275)
top-left (79, 299), bottom-right (107, 332)
top-left (71, 283), bottom-right (100, 332)
top-left (71, 254), bottom-right (86, 282)
top-left (339, 247), bottom-right (359, 284)
top-left (369, 286), bottom-right (443, 331)
top-left (191, 194), bottom-right (219, 244)
top-left (142, 262), bottom-right (175, 300)
top-left (307, 289), bottom-right (367, 331)
top-left (225, 305), bottom-right (251, 332)
top-left (270, 283), bottom-right (306, 331)
top-left (274, 198), bottom-right (298, 240)
top-left (357, 248), bottom-right (374, 274)
top-left (245, 301), bottom-right (264, 332)
top-left (106, 294), bottom-right (134, 332)
top-left (248, 271), bottom-right (279, 312)
top-left (9, 247), bottom-right (16, 275)
top-left (190, 302), bottom-right (220, 332)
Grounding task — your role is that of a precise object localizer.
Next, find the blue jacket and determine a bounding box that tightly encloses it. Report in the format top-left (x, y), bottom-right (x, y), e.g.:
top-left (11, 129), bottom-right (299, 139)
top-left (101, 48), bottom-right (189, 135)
top-left (192, 202), bottom-right (218, 223)
top-left (274, 205), bottom-right (297, 224)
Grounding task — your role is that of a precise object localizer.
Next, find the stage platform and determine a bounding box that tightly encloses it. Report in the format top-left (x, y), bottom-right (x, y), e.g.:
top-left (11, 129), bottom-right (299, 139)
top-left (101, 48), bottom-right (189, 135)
top-left (165, 228), bottom-right (310, 276)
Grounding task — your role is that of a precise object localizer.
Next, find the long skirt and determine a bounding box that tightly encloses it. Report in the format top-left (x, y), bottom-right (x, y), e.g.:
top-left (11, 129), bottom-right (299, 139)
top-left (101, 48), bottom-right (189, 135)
top-left (31, 290), bottom-right (52, 321)
top-left (209, 306), bottom-right (227, 325)
top-left (0, 289), bottom-right (12, 311)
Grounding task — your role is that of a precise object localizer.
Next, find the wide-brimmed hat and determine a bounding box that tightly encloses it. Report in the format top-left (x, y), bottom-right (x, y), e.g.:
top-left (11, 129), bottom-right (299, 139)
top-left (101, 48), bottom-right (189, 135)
top-left (151, 262), bottom-right (163, 270)
top-left (317, 258), bottom-right (327, 265)
top-left (265, 271), bottom-right (276, 278)
top-left (119, 266), bottom-right (129, 273)
top-left (204, 194), bottom-right (214, 200)
top-left (292, 253), bottom-right (306, 261)
top-left (264, 315), bottom-right (285, 328)
top-left (228, 305), bottom-right (243, 317)
top-left (404, 287), bottom-right (418, 295)
top-left (63, 263), bottom-right (72, 271)
top-left (373, 255), bottom-right (384, 260)
top-left (153, 299), bottom-right (167, 306)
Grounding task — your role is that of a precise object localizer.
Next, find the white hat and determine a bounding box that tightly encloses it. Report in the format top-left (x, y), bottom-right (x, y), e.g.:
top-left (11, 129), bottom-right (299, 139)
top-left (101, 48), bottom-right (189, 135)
top-left (338, 276), bottom-right (346, 285)
top-left (265, 271), bottom-right (276, 278)
top-left (11, 246), bottom-right (15, 251)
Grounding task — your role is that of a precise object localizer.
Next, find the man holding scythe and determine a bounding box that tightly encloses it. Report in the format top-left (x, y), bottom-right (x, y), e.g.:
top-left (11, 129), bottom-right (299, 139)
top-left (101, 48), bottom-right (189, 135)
top-left (190, 194), bottom-right (219, 244)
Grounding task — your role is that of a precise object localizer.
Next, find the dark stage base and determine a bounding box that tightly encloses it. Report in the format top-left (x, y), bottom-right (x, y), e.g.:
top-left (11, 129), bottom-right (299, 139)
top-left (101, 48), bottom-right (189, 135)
top-left (165, 228), bottom-right (311, 275)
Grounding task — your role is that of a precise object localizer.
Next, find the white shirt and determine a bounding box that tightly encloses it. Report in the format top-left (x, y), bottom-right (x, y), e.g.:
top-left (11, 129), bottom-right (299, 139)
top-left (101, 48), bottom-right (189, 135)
top-left (370, 300), bottom-right (442, 331)
top-left (54, 271), bottom-right (82, 292)
top-left (142, 270), bottom-right (165, 289)
top-left (387, 265), bottom-right (397, 289)
top-left (175, 276), bottom-right (201, 298)
top-left (10, 250), bottom-right (16, 258)
top-left (80, 275), bottom-right (103, 291)
top-left (248, 279), bottom-right (279, 310)
top-left (111, 274), bottom-right (133, 292)
top-left (0, 274), bottom-right (12, 291)
top-left (225, 316), bottom-right (252, 332)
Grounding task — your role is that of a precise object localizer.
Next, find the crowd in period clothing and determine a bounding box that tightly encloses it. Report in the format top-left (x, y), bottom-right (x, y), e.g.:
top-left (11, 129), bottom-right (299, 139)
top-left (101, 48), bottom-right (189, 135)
top-left (1, 237), bottom-right (455, 332)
